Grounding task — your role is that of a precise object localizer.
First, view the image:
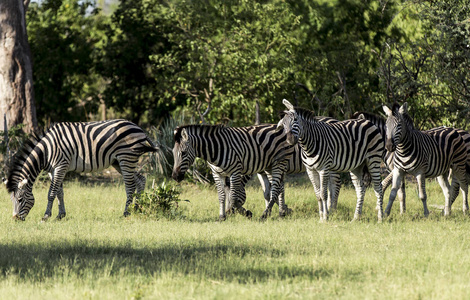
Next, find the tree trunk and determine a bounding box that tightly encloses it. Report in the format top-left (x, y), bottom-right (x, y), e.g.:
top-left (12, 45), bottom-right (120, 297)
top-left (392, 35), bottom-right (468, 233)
top-left (0, 0), bottom-right (37, 133)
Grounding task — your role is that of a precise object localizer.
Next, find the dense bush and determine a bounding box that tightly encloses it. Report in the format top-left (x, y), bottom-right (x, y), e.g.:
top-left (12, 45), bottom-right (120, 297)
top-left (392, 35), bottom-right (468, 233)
top-left (131, 181), bottom-right (189, 219)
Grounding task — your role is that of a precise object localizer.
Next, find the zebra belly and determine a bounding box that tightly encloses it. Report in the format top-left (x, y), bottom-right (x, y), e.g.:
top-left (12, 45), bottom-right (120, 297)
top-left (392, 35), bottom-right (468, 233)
top-left (67, 155), bottom-right (114, 173)
top-left (303, 155), bottom-right (365, 173)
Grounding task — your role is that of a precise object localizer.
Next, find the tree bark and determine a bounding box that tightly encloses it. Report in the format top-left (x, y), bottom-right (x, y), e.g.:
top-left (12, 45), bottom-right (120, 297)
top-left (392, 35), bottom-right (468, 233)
top-left (0, 0), bottom-right (37, 133)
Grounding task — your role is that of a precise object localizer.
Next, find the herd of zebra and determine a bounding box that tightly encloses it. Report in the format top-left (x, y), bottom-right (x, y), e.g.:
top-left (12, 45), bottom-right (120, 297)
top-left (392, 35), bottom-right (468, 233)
top-left (5, 101), bottom-right (470, 222)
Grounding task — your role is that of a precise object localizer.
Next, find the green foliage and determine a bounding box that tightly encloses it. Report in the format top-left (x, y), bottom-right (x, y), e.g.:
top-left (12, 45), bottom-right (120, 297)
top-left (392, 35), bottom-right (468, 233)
top-left (27, 0), bottom-right (106, 125)
top-left (131, 181), bottom-right (188, 219)
top-left (25, 0), bottom-right (470, 130)
top-left (375, 0), bottom-right (470, 129)
top-left (0, 124), bottom-right (29, 179)
top-left (97, 0), bottom-right (185, 125)
top-left (148, 0), bottom-right (302, 125)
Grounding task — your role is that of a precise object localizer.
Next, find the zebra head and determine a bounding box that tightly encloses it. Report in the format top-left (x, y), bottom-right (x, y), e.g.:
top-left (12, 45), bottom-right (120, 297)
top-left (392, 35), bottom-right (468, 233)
top-left (10, 178), bottom-right (35, 221)
top-left (276, 99), bottom-right (300, 145)
top-left (172, 127), bottom-right (196, 182)
top-left (383, 103), bottom-right (408, 152)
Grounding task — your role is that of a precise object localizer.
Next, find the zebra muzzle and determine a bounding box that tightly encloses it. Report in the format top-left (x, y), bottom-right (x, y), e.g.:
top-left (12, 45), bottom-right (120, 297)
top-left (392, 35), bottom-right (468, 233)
top-left (172, 168), bottom-right (185, 182)
top-left (12, 214), bottom-right (25, 221)
top-left (385, 140), bottom-right (396, 152)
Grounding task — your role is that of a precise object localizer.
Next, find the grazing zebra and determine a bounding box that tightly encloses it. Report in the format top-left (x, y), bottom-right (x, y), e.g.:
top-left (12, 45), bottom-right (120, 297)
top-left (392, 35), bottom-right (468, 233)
top-left (383, 103), bottom-right (469, 216)
top-left (352, 111), bottom-right (407, 214)
top-left (172, 124), bottom-right (296, 220)
top-left (275, 99), bottom-right (385, 221)
top-left (6, 120), bottom-right (158, 221)
top-left (172, 123), bottom-right (344, 220)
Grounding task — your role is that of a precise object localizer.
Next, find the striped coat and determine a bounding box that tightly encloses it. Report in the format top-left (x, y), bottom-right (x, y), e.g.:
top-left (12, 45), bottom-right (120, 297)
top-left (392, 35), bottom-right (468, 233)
top-left (6, 120), bottom-right (157, 220)
top-left (383, 103), bottom-right (469, 216)
top-left (276, 99), bottom-right (385, 221)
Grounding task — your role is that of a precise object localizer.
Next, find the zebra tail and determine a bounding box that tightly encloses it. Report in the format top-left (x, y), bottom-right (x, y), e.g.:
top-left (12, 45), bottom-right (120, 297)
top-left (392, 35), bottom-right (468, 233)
top-left (133, 137), bottom-right (159, 154)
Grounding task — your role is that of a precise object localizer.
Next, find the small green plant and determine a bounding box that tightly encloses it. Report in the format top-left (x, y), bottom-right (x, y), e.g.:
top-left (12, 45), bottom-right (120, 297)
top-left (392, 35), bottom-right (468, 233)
top-left (131, 181), bottom-right (189, 219)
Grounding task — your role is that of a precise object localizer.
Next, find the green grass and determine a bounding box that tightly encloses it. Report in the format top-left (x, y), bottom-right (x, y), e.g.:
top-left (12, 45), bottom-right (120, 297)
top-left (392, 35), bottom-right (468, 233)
top-left (1, 176), bottom-right (470, 299)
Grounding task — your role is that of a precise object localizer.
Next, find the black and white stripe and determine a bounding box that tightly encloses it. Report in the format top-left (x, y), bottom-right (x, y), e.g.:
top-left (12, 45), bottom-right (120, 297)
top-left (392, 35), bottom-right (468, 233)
top-left (6, 119), bottom-right (158, 220)
top-left (352, 111), bottom-right (408, 214)
top-left (383, 103), bottom-right (469, 216)
top-left (276, 99), bottom-right (385, 221)
top-left (172, 124), bottom-right (306, 220)
top-left (226, 143), bottom-right (342, 216)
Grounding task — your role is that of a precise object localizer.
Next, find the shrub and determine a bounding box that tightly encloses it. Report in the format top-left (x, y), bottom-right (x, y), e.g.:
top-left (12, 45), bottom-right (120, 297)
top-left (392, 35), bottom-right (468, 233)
top-left (131, 181), bottom-right (189, 219)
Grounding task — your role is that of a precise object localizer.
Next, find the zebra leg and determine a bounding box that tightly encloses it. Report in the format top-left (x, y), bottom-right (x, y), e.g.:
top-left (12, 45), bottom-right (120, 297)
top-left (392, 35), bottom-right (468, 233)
top-left (398, 180), bottom-right (406, 215)
top-left (350, 169), bottom-right (365, 221)
top-left (135, 173), bottom-right (146, 194)
top-left (382, 172), bottom-right (406, 214)
top-left (328, 172), bottom-right (341, 211)
top-left (263, 168), bottom-right (287, 218)
top-left (213, 173), bottom-right (228, 221)
top-left (318, 170), bottom-right (330, 221)
top-left (117, 158), bottom-right (139, 217)
top-left (459, 178), bottom-right (469, 215)
top-left (43, 167), bottom-right (68, 221)
top-left (381, 172), bottom-right (393, 191)
top-left (305, 168), bottom-right (323, 217)
top-left (448, 167), bottom-right (469, 215)
top-left (224, 177), bottom-right (235, 215)
top-left (257, 173), bottom-right (271, 211)
top-left (369, 165), bottom-right (384, 222)
top-left (229, 174), bottom-right (252, 219)
top-left (56, 183), bottom-right (66, 220)
top-left (385, 168), bottom-right (404, 216)
top-left (225, 175), bottom-right (251, 215)
top-left (417, 174), bottom-right (431, 217)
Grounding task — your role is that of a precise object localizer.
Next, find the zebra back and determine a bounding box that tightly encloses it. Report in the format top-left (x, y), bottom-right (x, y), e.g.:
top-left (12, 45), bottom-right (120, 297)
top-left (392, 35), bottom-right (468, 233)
top-left (286, 107), bottom-right (384, 172)
top-left (7, 119), bottom-right (157, 195)
top-left (173, 124), bottom-right (297, 177)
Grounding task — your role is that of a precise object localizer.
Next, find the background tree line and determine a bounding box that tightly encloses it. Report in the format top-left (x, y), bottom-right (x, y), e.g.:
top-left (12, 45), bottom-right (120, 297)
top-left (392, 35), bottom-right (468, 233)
top-left (17, 0), bottom-right (470, 130)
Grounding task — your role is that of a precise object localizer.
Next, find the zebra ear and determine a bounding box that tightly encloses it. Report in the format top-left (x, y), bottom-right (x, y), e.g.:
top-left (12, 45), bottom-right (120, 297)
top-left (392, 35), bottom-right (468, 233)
top-left (18, 178), bottom-right (28, 190)
top-left (399, 102), bottom-right (408, 114)
top-left (282, 99), bottom-right (295, 111)
top-left (181, 128), bottom-right (188, 141)
top-left (383, 105), bottom-right (393, 117)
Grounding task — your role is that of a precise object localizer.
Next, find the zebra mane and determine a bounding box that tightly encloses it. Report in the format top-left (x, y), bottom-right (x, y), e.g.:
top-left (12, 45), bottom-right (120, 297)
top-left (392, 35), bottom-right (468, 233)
top-left (293, 106), bottom-right (319, 123)
top-left (6, 130), bottom-right (46, 193)
top-left (174, 124), bottom-right (226, 143)
top-left (352, 111), bottom-right (386, 137)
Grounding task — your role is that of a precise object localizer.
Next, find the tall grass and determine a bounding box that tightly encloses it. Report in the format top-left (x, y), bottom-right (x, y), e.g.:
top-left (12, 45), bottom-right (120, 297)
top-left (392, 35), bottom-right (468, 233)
top-left (1, 176), bottom-right (470, 299)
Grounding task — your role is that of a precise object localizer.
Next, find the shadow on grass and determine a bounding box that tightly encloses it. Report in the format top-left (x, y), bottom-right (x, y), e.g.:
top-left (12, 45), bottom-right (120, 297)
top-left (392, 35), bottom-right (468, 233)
top-left (0, 242), bottom-right (332, 283)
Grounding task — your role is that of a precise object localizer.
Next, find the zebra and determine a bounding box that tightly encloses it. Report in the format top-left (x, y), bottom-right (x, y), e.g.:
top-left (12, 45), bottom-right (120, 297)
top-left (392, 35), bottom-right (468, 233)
top-left (172, 123), bottom-right (343, 220)
top-left (5, 119), bottom-right (158, 221)
top-left (352, 111), bottom-right (407, 214)
top-left (224, 144), bottom-right (342, 216)
top-left (275, 99), bottom-right (385, 222)
top-left (383, 103), bottom-right (469, 216)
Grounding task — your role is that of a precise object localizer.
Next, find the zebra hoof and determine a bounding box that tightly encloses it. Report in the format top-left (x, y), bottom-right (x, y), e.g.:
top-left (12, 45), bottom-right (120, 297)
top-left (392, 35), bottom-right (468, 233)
top-left (123, 211), bottom-right (131, 217)
top-left (245, 210), bottom-right (253, 219)
top-left (219, 215), bottom-right (226, 222)
top-left (42, 214), bottom-right (51, 222)
top-left (260, 211), bottom-right (269, 221)
top-left (56, 213), bottom-right (66, 220)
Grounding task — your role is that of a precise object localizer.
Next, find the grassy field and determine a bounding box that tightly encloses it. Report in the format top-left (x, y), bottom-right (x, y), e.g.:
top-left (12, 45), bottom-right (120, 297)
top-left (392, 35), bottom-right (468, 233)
top-left (1, 175), bottom-right (470, 299)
